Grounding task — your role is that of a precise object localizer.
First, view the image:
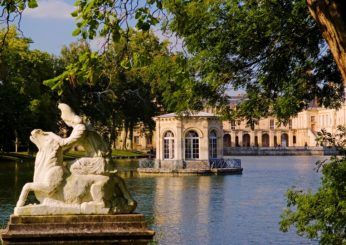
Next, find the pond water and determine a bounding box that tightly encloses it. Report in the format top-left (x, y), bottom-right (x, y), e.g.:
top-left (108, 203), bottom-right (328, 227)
top-left (0, 156), bottom-right (327, 244)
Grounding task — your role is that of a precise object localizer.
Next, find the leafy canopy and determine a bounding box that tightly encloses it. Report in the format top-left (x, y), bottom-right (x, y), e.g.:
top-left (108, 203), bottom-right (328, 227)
top-left (0, 27), bottom-right (61, 151)
top-left (50, 0), bottom-right (344, 122)
top-left (44, 30), bottom-right (224, 148)
top-left (164, 0), bottom-right (343, 122)
top-left (2, 0), bottom-right (343, 122)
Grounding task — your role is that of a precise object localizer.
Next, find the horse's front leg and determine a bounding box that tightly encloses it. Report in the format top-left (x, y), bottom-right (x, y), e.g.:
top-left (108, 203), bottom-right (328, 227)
top-left (16, 182), bottom-right (57, 207)
top-left (16, 183), bottom-right (34, 207)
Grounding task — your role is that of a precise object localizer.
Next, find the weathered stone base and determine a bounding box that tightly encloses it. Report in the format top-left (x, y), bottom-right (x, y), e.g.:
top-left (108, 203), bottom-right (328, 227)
top-left (14, 202), bottom-right (109, 216)
top-left (1, 214), bottom-right (155, 244)
top-left (137, 168), bottom-right (243, 176)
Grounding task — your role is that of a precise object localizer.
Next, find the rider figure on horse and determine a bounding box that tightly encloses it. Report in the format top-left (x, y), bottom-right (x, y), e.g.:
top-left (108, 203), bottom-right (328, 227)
top-left (58, 103), bottom-right (112, 175)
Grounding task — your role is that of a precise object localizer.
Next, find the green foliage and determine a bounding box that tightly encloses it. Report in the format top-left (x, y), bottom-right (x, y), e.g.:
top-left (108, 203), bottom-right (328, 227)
top-left (2, 0), bottom-right (344, 123)
top-left (0, 0), bottom-right (39, 51)
top-left (43, 32), bottom-right (161, 147)
top-left (280, 127), bottom-right (346, 244)
top-left (0, 27), bottom-right (61, 151)
top-left (27, 0), bottom-right (38, 8)
top-left (164, 0), bottom-right (343, 122)
top-left (0, 0), bottom-right (38, 13)
top-left (71, 0), bottom-right (162, 42)
top-left (5, 0), bottom-right (339, 124)
top-left (316, 126), bottom-right (346, 155)
top-left (44, 29), bottom-right (226, 148)
top-left (44, 47), bottom-right (100, 95)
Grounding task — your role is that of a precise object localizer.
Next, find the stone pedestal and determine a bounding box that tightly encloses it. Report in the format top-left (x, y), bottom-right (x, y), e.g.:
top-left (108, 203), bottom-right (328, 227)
top-left (1, 214), bottom-right (155, 244)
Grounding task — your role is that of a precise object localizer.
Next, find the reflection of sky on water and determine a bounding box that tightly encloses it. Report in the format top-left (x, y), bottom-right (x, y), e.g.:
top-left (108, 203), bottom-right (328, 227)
top-left (127, 156), bottom-right (322, 244)
top-left (1, 156), bottom-right (323, 244)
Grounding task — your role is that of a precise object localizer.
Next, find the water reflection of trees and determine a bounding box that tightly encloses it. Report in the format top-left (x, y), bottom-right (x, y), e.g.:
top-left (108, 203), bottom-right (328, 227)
top-left (0, 161), bottom-right (33, 223)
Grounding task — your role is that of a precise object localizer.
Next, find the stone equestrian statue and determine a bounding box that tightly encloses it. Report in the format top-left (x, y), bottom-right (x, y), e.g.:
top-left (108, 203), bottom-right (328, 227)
top-left (15, 103), bottom-right (136, 215)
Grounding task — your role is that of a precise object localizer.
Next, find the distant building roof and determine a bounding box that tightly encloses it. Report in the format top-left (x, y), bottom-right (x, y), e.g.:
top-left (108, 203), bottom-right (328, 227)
top-left (157, 111), bottom-right (217, 118)
top-left (229, 94), bottom-right (246, 108)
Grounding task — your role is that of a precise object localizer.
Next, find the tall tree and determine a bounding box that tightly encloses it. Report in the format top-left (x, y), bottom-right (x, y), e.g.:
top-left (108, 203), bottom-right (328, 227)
top-left (2, 0), bottom-right (345, 120)
top-left (163, 0), bottom-right (343, 122)
top-left (45, 30), bottom-right (214, 148)
top-left (0, 27), bottom-right (61, 151)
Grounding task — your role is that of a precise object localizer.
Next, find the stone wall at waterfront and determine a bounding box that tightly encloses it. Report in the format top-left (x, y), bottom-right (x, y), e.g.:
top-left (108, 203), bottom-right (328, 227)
top-left (223, 147), bottom-right (338, 156)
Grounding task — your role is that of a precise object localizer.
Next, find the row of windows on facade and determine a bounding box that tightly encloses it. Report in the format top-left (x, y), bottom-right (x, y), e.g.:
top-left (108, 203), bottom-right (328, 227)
top-left (229, 119), bottom-right (292, 130)
top-left (223, 133), bottom-right (296, 147)
top-left (135, 131), bottom-right (298, 150)
top-left (163, 130), bottom-right (218, 160)
top-left (231, 114), bottom-right (343, 130)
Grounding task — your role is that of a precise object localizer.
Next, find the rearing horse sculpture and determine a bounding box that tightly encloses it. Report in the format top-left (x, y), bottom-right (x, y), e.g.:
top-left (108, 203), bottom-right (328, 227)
top-left (15, 129), bottom-right (136, 215)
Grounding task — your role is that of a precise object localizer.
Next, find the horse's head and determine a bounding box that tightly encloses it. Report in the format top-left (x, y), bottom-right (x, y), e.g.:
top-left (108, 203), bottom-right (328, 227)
top-left (30, 129), bottom-right (60, 152)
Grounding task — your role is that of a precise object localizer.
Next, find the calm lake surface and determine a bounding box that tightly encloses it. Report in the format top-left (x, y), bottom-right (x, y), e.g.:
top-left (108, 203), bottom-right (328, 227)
top-left (0, 156), bottom-right (327, 244)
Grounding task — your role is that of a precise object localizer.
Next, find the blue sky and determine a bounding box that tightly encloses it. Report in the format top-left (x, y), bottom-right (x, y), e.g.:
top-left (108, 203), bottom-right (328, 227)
top-left (19, 0), bottom-right (182, 55)
top-left (21, 0), bottom-right (78, 55)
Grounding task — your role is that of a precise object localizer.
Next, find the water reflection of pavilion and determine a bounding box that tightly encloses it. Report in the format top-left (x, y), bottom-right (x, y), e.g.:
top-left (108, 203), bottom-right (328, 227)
top-left (153, 176), bottom-right (228, 244)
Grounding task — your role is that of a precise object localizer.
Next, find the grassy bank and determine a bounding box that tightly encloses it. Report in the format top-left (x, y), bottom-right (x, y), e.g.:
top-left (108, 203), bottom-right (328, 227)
top-left (1, 149), bottom-right (147, 161)
top-left (0, 152), bottom-right (35, 161)
top-left (65, 150), bottom-right (147, 159)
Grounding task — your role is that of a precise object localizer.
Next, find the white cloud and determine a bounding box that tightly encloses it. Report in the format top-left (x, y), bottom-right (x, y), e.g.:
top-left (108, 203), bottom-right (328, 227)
top-left (24, 0), bottom-right (75, 20)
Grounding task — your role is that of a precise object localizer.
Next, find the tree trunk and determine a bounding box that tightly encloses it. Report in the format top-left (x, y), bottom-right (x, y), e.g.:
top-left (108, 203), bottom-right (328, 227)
top-left (129, 124), bottom-right (134, 151)
top-left (307, 0), bottom-right (346, 84)
top-left (14, 130), bottom-right (19, 153)
top-left (109, 114), bottom-right (117, 150)
top-left (122, 126), bottom-right (128, 150)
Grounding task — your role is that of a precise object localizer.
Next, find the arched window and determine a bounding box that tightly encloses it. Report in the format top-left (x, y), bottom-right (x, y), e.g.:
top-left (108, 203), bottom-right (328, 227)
top-left (281, 133), bottom-right (289, 147)
top-left (163, 131), bottom-right (174, 159)
top-left (243, 133), bottom-right (250, 147)
top-left (223, 134), bottom-right (231, 147)
top-left (274, 136), bottom-right (278, 147)
top-left (255, 136), bottom-right (258, 147)
top-left (185, 130), bottom-right (199, 159)
top-left (209, 130), bottom-right (217, 159)
top-left (262, 134), bottom-right (269, 147)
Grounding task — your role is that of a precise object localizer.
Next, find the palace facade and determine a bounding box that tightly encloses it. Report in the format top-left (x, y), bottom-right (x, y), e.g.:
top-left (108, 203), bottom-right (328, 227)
top-left (115, 99), bottom-right (346, 152)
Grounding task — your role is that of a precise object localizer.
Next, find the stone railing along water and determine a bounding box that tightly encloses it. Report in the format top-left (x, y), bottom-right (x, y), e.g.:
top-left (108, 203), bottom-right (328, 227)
top-left (139, 158), bottom-right (241, 169)
top-left (209, 159), bottom-right (241, 169)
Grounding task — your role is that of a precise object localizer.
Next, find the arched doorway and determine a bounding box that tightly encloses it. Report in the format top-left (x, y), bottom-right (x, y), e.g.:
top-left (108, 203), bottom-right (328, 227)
top-left (243, 134), bottom-right (250, 147)
top-left (185, 130), bottom-right (199, 159)
top-left (262, 134), bottom-right (269, 147)
top-left (163, 131), bottom-right (175, 159)
top-left (235, 136), bottom-right (239, 147)
top-left (274, 136), bottom-right (278, 147)
top-left (223, 134), bottom-right (231, 147)
top-left (209, 130), bottom-right (217, 159)
top-left (281, 133), bottom-right (289, 147)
